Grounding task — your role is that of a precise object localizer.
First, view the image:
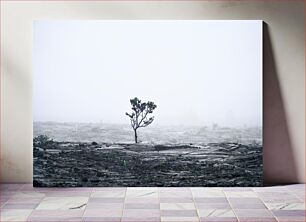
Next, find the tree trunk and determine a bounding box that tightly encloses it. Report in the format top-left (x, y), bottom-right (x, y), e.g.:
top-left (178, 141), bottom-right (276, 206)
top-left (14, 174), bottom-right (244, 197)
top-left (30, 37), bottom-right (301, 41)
top-left (134, 129), bottom-right (138, 143)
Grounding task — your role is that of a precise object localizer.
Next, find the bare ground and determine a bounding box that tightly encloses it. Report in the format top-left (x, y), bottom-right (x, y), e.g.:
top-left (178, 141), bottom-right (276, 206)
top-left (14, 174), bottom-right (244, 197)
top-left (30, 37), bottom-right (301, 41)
top-left (33, 140), bottom-right (262, 187)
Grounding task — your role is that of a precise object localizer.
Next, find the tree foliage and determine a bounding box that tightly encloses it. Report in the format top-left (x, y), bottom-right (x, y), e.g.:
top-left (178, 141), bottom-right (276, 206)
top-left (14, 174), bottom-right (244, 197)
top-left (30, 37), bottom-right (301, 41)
top-left (34, 135), bottom-right (53, 147)
top-left (125, 97), bottom-right (157, 143)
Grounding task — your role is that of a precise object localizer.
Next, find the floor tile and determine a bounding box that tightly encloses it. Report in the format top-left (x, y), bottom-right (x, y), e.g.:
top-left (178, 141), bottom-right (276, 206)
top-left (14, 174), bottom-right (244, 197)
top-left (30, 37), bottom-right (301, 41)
top-left (286, 184), bottom-right (305, 190)
top-left (122, 209), bottom-right (160, 217)
top-left (91, 189), bottom-right (125, 198)
top-left (10, 191), bottom-right (45, 199)
top-left (160, 197), bottom-right (194, 203)
top-left (262, 197), bottom-right (302, 204)
top-left (83, 208), bottom-right (123, 217)
top-left (225, 191), bottom-right (258, 198)
top-left (162, 217), bottom-right (199, 222)
top-left (89, 197), bottom-right (125, 203)
top-left (223, 188), bottom-right (253, 192)
top-left (272, 209), bottom-right (305, 217)
top-left (256, 192), bottom-right (293, 197)
top-left (45, 191), bottom-right (91, 197)
top-left (27, 217), bottom-right (83, 221)
top-left (191, 188), bottom-right (225, 197)
top-left (200, 217), bottom-right (238, 222)
top-left (253, 187), bottom-right (289, 193)
top-left (86, 202), bottom-right (123, 209)
top-left (228, 198), bottom-right (262, 204)
top-left (276, 217), bottom-right (306, 222)
top-left (83, 217), bottom-right (121, 222)
top-left (6, 197), bottom-right (44, 204)
top-left (122, 217), bottom-right (161, 222)
top-left (0, 209), bottom-right (32, 221)
top-left (230, 202), bottom-right (266, 209)
top-left (1, 184), bottom-right (24, 191)
top-left (238, 218), bottom-right (277, 222)
top-left (125, 197), bottom-right (159, 203)
top-left (196, 203), bottom-right (231, 209)
top-left (234, 209), bottom-right (274, 218)
top-left (19, 184), bottom-right (36, 191)
top-left (160, 203), bottom-right (196, 210)
top-left (92, 187), bottom-right (126, 192)
top-left (29, 209), bottom-right (84, 217)
top-left (125, 203), bottom-right (159, 209)
top-left (159, 190), bottom-right (192, 198)
top-left (159, 188), bottom-right (190, 192)
top-left (161, 209), bottom-right (198, 217)
top-left (1, 183), bottom-right (306, 222)
top-left (36, 196), bottom-right (88, 210)
top-left (195, 197), bottom-right (228, 203)
top-left (257, 192), bottom-right (301, 203)
top-left (126, 188), bottom-right (158, 198)
top-left (198, 209), bottom-right (235, 217)
top-left (1, 196), bottom-right (11, 205)
top-left (265, 202), bottom-right (305, 210)
top-left (2, 203), bottom-right (39, 209)
top-left (292, 191), bottom-right (305, 200)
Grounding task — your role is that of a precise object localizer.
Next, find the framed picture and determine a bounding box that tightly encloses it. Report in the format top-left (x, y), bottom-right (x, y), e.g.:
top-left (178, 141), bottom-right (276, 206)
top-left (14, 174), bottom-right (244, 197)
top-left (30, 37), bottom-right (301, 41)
top-left (33, 20), bottom-right (262, 187)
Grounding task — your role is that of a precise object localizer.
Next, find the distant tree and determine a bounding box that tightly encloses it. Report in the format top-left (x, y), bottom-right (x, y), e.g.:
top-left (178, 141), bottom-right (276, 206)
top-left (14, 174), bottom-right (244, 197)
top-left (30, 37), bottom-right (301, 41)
top-left (125, 97), bottom-right (157, 143)
top-left (33, 135), bottom-right (54, 151)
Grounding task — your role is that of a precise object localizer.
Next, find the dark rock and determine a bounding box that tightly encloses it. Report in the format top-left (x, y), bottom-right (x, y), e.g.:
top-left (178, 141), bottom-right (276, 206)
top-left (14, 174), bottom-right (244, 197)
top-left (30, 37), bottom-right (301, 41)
top-left (33, 140), bottom-right (263, 187)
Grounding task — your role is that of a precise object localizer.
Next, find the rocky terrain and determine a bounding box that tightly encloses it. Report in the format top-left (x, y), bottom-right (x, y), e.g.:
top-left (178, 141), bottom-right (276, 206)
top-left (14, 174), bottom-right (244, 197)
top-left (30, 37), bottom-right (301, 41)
top-left (33, 138), bottom-right (262, 187)
top-left (34, 122), bottom-right (262, 145)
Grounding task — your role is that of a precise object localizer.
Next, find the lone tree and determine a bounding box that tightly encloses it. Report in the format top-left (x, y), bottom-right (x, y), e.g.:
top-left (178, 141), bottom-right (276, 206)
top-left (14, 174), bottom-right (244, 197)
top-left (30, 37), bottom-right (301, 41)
top-left (125, 97), bottom-right (157, 143)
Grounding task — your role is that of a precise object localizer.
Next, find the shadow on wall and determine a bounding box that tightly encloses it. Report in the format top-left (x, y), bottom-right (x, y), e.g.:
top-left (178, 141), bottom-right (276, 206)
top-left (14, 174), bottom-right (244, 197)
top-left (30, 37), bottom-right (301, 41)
top-left (263, 22), bottom-right (298, 185)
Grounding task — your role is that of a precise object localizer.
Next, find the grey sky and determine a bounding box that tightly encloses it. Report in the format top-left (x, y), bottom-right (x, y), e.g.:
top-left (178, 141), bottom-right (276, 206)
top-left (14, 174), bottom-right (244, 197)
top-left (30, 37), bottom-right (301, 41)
top-left (33, 20), bottom-right (262, 127)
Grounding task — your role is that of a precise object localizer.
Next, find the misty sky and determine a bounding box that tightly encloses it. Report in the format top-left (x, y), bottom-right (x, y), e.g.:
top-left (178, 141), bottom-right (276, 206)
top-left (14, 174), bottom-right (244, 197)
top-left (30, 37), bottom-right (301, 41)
top-left (33, 20), bottom-right (262, 127)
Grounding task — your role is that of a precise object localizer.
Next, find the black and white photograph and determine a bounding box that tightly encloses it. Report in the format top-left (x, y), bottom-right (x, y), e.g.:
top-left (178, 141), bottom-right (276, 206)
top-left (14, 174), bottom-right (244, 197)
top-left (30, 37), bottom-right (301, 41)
top-left (33, 20), bottom-right (263, 187)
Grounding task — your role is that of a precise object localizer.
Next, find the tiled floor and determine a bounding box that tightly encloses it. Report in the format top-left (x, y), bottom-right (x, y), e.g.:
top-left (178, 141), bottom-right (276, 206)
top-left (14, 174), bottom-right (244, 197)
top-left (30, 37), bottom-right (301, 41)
top-left (0, 184), bottom-right (304, 222)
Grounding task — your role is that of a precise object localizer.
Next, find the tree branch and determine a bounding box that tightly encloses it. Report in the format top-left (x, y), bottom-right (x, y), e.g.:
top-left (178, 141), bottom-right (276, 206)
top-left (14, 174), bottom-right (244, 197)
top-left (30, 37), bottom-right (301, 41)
top-left (125, 98), bottom-right (157, 140)
top-left (138, 106), bottom-right (151, 127)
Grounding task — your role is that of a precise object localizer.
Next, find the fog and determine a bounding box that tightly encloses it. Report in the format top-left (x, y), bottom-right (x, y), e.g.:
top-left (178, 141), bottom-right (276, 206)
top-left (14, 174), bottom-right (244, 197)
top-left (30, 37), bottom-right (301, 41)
top-left (33, 20), bottom-right (262, 127)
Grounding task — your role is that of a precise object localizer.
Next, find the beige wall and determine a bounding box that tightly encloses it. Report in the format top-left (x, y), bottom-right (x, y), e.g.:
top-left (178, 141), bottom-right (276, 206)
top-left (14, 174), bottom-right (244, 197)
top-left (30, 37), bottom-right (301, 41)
top-left (1, 1), bottom-right (304, 184)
